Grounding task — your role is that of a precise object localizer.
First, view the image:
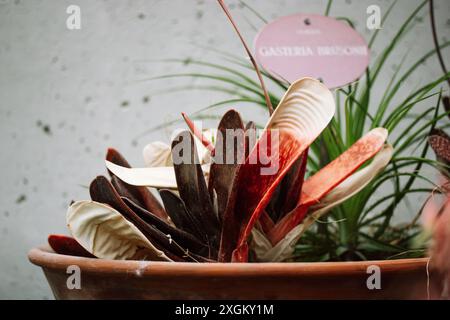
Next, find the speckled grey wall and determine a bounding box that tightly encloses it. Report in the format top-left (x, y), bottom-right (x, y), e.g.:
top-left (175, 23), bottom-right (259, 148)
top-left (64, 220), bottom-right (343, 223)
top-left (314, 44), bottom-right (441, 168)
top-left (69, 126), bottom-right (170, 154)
top-left (0, 0), bottom-right (448, 299)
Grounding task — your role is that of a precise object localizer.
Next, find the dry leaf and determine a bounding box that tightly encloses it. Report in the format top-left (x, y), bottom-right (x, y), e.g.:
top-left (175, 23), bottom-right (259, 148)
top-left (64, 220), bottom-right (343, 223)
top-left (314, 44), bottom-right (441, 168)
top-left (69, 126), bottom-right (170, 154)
top-left (105, 161), bottom-right (179, 189)
top-left (67, 200), bottom-right (171, 261)
top-left (143, 142), bottom-right (173, 167)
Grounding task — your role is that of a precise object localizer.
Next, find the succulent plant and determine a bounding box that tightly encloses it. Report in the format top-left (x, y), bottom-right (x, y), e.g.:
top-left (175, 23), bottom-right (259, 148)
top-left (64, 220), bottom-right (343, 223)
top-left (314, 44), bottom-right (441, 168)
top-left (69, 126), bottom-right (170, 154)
top-left (47, 1), bottom-right (395, 263)
top-left (46, 76), bottom-right (393, 263)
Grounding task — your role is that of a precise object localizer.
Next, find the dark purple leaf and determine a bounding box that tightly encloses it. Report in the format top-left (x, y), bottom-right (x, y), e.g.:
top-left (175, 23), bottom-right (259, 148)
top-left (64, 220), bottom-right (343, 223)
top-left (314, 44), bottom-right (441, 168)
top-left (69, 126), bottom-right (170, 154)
top-left (244, 121), bottom-right (257, 158)
top-left (208, 109), bottom-right (244, 222)
top-left (123, 197), bottom-right (210, 257)
top-left (106, 148), bottom-right (169, 220)
top-left (171, 131), bottom-right (220, 248)
top-left (159, 189), bottom-right (205, 243)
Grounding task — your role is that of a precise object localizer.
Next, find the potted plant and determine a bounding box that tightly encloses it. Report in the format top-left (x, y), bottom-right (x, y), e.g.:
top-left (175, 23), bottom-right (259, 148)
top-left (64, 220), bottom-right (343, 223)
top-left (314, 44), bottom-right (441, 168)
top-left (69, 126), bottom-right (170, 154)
top-left (29, 0), bottom-right (450, 299)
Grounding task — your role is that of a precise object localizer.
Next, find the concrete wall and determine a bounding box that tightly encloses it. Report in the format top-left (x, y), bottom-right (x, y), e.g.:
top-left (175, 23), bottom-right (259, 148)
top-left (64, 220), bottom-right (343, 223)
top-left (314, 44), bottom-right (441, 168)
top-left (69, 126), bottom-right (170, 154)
top-left (0, 0), bottom-right (448, 299)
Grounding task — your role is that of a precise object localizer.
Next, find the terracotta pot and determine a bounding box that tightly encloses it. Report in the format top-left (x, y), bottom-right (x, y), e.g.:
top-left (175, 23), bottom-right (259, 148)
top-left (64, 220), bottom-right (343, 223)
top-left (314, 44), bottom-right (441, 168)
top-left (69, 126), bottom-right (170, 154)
top-left (29, 245), bottom-right (441, 299)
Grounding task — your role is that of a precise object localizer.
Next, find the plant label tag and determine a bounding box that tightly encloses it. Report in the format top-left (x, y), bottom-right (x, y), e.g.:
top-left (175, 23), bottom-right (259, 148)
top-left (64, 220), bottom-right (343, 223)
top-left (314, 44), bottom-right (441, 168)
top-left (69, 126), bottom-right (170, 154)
top-left (254, 14), bottom-right (369, 89)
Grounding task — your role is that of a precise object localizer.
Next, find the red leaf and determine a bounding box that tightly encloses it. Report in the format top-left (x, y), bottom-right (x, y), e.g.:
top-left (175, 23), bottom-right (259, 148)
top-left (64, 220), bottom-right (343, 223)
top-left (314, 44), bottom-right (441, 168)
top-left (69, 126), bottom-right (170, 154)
top-left (258, 210), bottom-right (275, 234)
top-left (181, 112), bottom-right (215, 153)
top-left (219, 130), bottom-right (307, 262)
top-left (269, 128), bottom-right (388, 244)
top-left (48, 234), bottom-right (95, 258)
top-left (218, 78), bottom-right (335, 262)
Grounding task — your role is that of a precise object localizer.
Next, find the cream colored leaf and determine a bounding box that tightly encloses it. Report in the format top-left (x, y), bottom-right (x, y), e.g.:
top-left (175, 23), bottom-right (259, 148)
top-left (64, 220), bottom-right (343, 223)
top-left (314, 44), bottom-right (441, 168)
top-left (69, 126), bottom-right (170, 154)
top-left (67, 200), bottom-right (172, 261)
top-left (265, 77), bottom-right (335, 141)
top-left (251, 224), bottom-right (304, 262)
top-left (143, 142), bottom-right (172, 167)
top-left (105, 160), bottom-right (210, 189)
top-left (105, 161), bottom-right (178, 189)
top-left (142, 131), bottom-right (216, 168)
top-left (251, 144), bottom-right (393, 262)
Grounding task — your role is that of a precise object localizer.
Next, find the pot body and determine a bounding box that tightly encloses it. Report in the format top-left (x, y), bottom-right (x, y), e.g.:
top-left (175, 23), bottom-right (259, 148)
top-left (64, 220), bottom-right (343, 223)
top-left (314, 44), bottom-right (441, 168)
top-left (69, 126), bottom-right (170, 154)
top-left (29, 246), bottom-right (441, 299)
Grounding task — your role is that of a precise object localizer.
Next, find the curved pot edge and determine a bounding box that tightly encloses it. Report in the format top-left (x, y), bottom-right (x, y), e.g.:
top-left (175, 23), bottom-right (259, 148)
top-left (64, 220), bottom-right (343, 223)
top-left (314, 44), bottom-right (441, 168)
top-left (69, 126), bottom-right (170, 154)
top-left (28, 245), bottom-right (430, 277)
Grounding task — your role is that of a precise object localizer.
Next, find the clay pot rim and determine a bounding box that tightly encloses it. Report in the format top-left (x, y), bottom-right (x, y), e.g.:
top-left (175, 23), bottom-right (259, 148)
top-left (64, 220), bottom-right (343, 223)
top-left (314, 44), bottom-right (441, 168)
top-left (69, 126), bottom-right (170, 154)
top-left (29, 245), bottom-right (429, 277)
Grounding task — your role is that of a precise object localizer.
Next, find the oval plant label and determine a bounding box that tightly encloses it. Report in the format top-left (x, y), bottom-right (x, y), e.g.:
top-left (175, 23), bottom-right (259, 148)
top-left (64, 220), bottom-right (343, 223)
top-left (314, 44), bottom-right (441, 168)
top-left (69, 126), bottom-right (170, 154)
top-left (254, 13), bottom-right (369, 89)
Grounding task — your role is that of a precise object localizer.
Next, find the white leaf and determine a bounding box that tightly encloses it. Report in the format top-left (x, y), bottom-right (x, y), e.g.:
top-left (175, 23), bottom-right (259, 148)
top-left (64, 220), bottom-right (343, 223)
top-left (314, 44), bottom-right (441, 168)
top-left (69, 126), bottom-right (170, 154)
top-left (67, 200), bottom-right (172, 261)
top-left (251, 144), bottom-right (393, 262)
top-left (106, 161), bottom-right (178, 189)
top-left (265, 77), bottom-right (335, 141)
top-left (105, 160), bottom-right (210, 189)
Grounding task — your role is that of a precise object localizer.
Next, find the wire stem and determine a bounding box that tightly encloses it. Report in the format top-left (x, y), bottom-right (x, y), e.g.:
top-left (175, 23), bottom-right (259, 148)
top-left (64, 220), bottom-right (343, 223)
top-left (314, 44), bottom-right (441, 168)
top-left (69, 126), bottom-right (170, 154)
top-left (217, 0), bottom-right (274, 115)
